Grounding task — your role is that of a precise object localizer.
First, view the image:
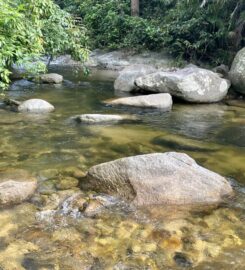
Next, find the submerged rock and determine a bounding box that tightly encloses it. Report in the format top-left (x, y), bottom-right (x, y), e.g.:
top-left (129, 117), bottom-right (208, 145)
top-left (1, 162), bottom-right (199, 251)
top-left (18, 99), bottom-right (55, 113)
top-left (39, 73), bottom-right (63, 84)
top-left (174, 252), bottom-right (193, 268)
top-left (83, 194), bottom-right (118, 217)
top-left (0, 169), bottom-right (37, 206)
top-left (56, 177), bottom-right (79, 190)
top-left (71, 114), bottom-right (137, 125)
top-left (152, 134), bottom-right (220, 152)
top-left (105, 93), bottom-right (172, 111)
top-left (114, 64), bottom-right (157, 93)
top-left (82, 152), bottom-right (233, 206)
top-left (0, 240), bottom-right (38, 270)
top-left (229, 47), bottom-right (245, 95)
top-left (9, 79), bottom-right (35, 91)
top-left (36, 192), bottom-right (119, 222)
top-left (135, 66), bottom-right (230, 103)
top-left (60, 167), bottom-right (86, 179)
top-left (225, 99), bottom-right (245, 108)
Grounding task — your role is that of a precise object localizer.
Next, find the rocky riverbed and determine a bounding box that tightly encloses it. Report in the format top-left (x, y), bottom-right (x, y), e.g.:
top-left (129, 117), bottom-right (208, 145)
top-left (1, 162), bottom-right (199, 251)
top-left (0, 60), bottom-right (245, 269)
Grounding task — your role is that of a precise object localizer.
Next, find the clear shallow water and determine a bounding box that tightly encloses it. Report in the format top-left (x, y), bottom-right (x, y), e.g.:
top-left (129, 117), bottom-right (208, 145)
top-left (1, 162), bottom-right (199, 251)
top-left (0, 69), bottom-right (245, 269)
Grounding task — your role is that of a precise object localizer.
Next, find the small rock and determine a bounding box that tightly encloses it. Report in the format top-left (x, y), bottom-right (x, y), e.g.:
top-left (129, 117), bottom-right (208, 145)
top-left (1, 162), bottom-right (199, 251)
top-left (0, 169), bottom-right (37, 206)
top-left (39, 73), bottom-right (63, 84)
top-left (174, 252), bottom-right (192, 268)
top-left (60, 167), bottom-right (86, 179)
top-left (0, 181), bottom-right (37, 206)
top-left (105, 93), bottom-right (172, 111)
top-left (38, 179), bottom-right (57, 195)
top-left (56, 177), bottom-right (79, 190)
top-left (83, 194), bottom-right (118, 217)
top-left (71, 114), bottom-right (138, 125)
top-left (83, 199), bottom-right (103, 217)
top-left (18, 99), bottom-right (55, 113)
top-left (59, 193), bottom-right (87, 212)
top-left (38, 169), bottom-right (59, 180)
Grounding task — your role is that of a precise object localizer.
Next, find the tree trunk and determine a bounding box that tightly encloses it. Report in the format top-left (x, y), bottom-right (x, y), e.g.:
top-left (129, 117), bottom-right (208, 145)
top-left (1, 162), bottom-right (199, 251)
top-left (131, 0), bottom-right (139, 16)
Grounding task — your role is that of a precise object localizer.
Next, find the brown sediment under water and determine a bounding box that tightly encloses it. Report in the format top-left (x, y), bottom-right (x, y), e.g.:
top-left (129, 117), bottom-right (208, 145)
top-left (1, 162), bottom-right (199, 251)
top-left (0, 68), bottom-right (244, 269)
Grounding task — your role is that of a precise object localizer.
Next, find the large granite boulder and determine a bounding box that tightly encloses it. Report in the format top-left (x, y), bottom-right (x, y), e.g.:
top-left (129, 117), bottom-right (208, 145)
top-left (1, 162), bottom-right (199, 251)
top-left (105, 93), bottom-right (172, 111)
top-left (135, 66), bottom-right (230, 103)
top-left (0, 169), bottom-right (37, 206)
top-left (18, 99), bottom-right (55, 113)
top-left (229, 47), bottom-right (245, 95)
top-left (39, 73), bottom-right (63, 84)
top-left (82, 152), bottom-right (233, 206)
top-left (114, 64), bottom-right (157, 93)
top-left (71, 114), bottom-right (137, 125)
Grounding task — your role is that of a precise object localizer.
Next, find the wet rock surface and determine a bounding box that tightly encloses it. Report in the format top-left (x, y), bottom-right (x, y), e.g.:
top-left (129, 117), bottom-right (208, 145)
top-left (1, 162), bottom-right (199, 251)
top-left (9, 79), bottom-right (35, 91)
top-left (105, 93), bottom-right (173, 111)
top-left (114, 64), bottom-right (157, 93)
top-left (36, 192), bottom-right (120, 221)
top-left (39, 73), bottom-right (63, 84)
top-left (18, 99), bottom-right (55, 113)
top-left (0, 169), bottom-right (37, 206)
top-left (83, 152), bottom-right (233, 206)
top-left (0, 69), bottom-right (244, 270)
top-left (135, 66), bottom-right (230, 103)
top-left (10, 198), bottom-right (243, 270)
top-left (71, 114), bottom-right (138, 125)
top-left (229, 47), bottom-right (245, 95)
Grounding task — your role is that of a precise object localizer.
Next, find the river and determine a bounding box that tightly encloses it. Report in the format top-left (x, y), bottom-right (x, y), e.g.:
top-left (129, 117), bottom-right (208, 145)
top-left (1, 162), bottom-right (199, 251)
top-left (0, 68), bottom-right (244, 269)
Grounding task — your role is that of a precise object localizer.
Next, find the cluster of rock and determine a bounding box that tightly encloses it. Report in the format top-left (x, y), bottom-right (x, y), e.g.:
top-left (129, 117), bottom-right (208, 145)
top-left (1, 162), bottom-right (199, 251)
top-left (2, 48), bottom-right (244, 209)
top-left (113, 65), bottom-right (230, 106)
top-left (0, 152), bottom-right (234, 208)
top-left (110, 47), bottom-right (245, 108)
top-left (8, 48), bottom-right (243, 117)
top-left (50, 49), bottom-right (175, 71)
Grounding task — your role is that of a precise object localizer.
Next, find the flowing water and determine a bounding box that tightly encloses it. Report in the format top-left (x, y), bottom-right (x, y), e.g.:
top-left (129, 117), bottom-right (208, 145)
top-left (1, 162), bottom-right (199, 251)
top-left (0, 68), bottom-right (245, 270)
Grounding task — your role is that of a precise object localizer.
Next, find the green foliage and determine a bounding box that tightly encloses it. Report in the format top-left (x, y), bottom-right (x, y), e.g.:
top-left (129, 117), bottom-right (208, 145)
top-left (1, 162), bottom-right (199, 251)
top-left (57, 0), bottom-right (244, 65)
top-left (161, 0), bottom-right (244, 64)
top-left (0, 0), bottom-right (89, 89)
top-left (78, 0), bottom-right (163, 50)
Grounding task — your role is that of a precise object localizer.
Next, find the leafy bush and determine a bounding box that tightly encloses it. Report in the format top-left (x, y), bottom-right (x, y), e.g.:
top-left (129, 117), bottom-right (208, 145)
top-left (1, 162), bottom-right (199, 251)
top-left (161, 0), bottom-right (245, 64)
top-left (78, 0), bottom-right (163, 50)
top-left (0, 0), bottom-right (89, 89)
top-left (57, 0), bottom-right (244, 65)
